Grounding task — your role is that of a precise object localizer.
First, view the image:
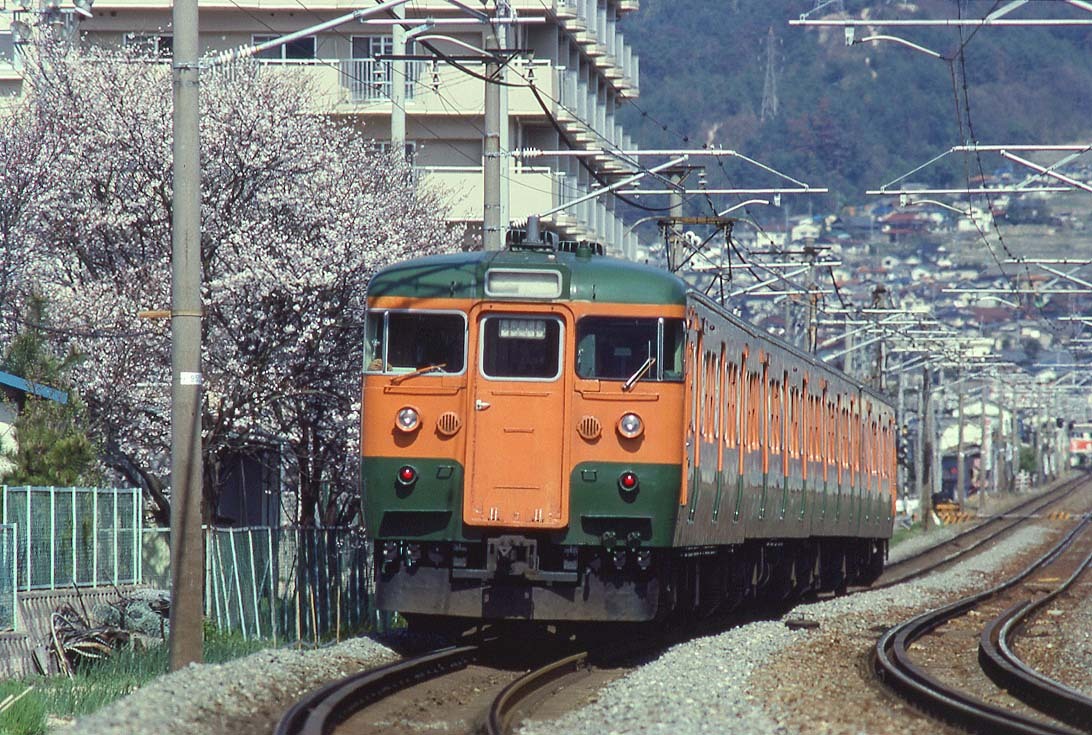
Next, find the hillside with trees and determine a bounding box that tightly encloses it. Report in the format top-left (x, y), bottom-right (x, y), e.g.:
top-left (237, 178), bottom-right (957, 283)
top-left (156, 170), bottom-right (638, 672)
top-left (620, 0), bottom-right (1092, 204)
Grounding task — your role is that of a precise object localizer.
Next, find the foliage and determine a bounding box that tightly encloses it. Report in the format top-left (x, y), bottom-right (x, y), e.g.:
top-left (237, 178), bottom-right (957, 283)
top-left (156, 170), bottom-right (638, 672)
top-left (3, 40), bottom-right (458, 525)
top-left (0, 628), bottom-right (269, 734)
top-left (1019, 444), bottom-right (1037, 474)
top-left (621, 0), bottom-right (1092, 206)
top-left (0, 681), bottom-right (46, 735)
top-left (0, 300), bottom-right (99, 487)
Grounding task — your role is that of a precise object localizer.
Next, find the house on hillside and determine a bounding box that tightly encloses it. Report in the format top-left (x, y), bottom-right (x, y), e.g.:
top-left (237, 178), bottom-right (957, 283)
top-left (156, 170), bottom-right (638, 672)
top-left (0, 370), bottom-right (69, 479)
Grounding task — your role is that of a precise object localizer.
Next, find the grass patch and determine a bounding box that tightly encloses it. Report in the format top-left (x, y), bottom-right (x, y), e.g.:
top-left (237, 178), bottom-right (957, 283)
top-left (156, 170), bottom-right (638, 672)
top-left (0, 624), bottom-right (270, 735)
top-left (890, 521), bottom-right (922, 548)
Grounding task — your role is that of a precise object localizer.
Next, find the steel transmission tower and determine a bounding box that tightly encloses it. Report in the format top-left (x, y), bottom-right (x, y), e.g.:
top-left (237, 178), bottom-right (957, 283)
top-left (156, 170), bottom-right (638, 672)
top-left (760, 27), bottom-right (779, 122)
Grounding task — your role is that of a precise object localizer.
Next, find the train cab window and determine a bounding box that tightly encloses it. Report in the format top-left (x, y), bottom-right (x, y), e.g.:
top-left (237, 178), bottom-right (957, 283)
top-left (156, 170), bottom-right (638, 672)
top-left (480, 315), bottom-right (563, 380)
top-left (364, 310), bottom-right (466, 374)
top-left (575, 317), bottom-right (684, 382)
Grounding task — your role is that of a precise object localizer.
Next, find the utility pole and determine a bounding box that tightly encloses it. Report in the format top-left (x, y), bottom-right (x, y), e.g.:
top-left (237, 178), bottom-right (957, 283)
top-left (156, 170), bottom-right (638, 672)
top-left (957, 383), bottom-right (966, 505)
top-left (169, 0), bottom-right (204, 670)
top-left (668, 172), bottom-right (684, 271)
top-left (932, 368), bottom-right (944, 516)
top-left (917, 366), bottom-right (929, 528)
top-left (980, 383), bottom-right (990, 509)
top-left (391, 4), bottom-right (406, 157)
top-left (896, 367), bottom-right (905, 504)
top-left (482, 13), bottom-right (503, 250)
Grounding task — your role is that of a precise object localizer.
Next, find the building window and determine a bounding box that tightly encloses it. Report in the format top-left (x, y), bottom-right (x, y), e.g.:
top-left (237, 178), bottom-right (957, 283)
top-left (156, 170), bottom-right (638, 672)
top-left (124, 33), bottom-right (173, 58)
top-left (375, 140), bottom-right (417, 164)
top-left (251, 34), bottom-right (315, 61)
top-left (0, 32), bottom-right (14, 65)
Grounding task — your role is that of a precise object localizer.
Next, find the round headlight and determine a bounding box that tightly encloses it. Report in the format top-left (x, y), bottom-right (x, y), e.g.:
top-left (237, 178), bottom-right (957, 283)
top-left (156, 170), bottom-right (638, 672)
top-left (617, 412), bottom-right (644, 439)
top-left (618, 471), bottom-right (639, 493)
top-left (396, 407), bottom-right (420, 433)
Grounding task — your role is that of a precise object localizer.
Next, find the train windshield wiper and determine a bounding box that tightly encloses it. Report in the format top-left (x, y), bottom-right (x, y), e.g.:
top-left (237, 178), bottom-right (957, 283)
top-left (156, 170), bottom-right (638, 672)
top-left (622, 357), bottom-right (656, 392)
top-left (390, 363), bottom-right (446, 385)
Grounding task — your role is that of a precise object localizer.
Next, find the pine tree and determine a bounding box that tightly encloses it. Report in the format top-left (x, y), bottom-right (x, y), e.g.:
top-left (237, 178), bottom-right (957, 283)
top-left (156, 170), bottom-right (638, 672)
top-left (1, 299), bottom-right (100, 487)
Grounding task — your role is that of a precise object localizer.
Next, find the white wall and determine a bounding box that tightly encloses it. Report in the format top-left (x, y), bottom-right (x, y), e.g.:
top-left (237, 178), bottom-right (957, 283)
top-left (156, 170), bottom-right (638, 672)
top-left (0, 401), bottom-right (16, 479)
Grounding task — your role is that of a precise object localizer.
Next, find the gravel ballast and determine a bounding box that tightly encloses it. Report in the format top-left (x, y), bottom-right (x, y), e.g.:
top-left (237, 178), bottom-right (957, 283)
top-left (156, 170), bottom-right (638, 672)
top-left (54, 490), bottom-right (1081, 735)
top-left (56, 637), bottom-right (397, 735)
top-left (519, 525), bottom-right (1053, 735)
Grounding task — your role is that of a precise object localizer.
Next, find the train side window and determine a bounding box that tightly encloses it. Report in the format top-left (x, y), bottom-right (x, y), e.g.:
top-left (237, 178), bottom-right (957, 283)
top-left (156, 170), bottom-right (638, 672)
top-left (480, 315), bottom-right (563, 380)
top-left (364, 310), bottom-right (466, 374)
top-left (575, 317), bottom-right (685, 382)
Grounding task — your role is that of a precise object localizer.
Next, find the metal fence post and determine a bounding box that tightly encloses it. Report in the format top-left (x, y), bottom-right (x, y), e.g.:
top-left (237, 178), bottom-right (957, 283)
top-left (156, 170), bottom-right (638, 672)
top-left (24, 489), bottom-right (30, 588)
top-left (228, 528), bottom-right (247, 639)
top-left (205, 527), bottom-right (217, 624)
top-left (92, 489), bottom-right (99, 585)
top-left (70, 487), bottom-right (77, 586)
top-left (9, 523), bottom-right (16, 631)
top-left (267, 528), bottom-right (277, 646)
top-left (246, 528), bottom-right (261, 639)
top-left (49, 487), bottom-right (56, 589)
top-left (136, 489), bottom-right (143, 585)
top-left (113, 490), bottom-right (119, 586)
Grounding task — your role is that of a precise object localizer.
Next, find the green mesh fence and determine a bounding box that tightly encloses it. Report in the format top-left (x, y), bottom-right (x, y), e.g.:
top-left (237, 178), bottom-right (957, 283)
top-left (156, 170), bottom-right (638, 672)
top-left (2, 487), bottom-right (142, 590)
top-left (202, 527), bottom-right (371, 643)
top-left (0, 524), bottom-right (15, 631)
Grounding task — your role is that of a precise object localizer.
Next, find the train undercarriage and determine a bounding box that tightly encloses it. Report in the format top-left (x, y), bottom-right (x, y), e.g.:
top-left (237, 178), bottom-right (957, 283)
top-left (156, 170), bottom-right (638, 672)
top-left (376, 536), bottom-right (887, 629)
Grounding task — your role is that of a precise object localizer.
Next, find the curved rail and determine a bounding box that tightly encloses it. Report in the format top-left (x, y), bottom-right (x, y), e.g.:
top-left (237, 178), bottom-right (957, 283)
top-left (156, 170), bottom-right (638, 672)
top-left (485, 650), bottom-right (590, 735)
top-left (978, 538), bottom-right (1092, 733)
top-left (874, 511), bottom-right (1091, 735)
top-left (274, 645), bottom-right (478, 735)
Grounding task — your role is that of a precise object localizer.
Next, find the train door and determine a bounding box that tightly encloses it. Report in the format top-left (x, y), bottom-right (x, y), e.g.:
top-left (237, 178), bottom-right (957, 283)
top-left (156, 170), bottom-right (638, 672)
top-left (463, 306), bottom-right (570, 530)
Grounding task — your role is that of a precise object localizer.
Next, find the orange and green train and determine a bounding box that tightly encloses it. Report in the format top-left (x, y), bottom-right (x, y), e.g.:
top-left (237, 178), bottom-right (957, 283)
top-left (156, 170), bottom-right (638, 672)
top-left (361, 238), bottom-right (895, 627)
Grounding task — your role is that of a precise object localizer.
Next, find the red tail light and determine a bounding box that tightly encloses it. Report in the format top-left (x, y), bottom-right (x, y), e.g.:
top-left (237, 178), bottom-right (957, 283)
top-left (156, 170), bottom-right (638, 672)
top-left (618, 471), bottom-right (639, 494)
top-left (397, 465), bottom-right (418, 487)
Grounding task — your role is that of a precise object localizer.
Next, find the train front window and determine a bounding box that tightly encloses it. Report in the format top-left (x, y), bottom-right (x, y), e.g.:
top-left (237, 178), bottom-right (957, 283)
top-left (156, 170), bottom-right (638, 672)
top-left (576, 317), bottom-right (684, 382)
top-left (480, 316), bottom-right (563, 380)
top-left (364, 310), bottom-right (466, 374)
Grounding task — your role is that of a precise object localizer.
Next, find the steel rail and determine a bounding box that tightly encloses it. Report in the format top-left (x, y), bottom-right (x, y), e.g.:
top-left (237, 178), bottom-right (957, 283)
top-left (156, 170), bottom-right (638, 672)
top-left (873, 473), bottom-right (1088, 589)
top-left (874, 511), bottom-right (1092, 734)
top-left (274, 645), bottom-right (478, 735)
top-left (485, 650), bottom-right (591, 735)
top-left (979, 533), bottom-right (1092, 733)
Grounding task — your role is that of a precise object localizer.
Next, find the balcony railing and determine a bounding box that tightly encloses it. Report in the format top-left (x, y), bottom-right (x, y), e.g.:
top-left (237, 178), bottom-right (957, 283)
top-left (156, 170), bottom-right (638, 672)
top-left (339, 58), bottom-right (423, 103)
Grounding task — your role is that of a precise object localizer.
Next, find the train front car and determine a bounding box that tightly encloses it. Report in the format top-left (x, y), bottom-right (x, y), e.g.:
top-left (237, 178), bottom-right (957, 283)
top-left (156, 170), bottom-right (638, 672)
top-left (361, 244), bottom-right (688, 625)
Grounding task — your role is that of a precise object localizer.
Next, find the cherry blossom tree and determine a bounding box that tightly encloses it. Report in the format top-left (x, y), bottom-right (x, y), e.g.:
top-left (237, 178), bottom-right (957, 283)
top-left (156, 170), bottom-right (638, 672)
top-left (11, 41), bottom-right (458, 525)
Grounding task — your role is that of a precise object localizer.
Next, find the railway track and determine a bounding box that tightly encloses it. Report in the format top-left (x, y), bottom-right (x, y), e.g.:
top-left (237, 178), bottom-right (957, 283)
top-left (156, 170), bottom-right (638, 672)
top-left (874, 481), bottom-right (1092, 735)
top-left (272, 625), bottom-right (685, 735)
top-left (872, 472), bottom-right (1089, 589)
top-left (276, 477), bottom-right (1092, 735)
top-left (274, 645), bottom-right (479, 735)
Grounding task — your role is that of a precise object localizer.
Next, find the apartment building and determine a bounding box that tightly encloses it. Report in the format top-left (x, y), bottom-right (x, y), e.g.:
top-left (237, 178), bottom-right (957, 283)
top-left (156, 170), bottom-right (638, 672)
top-left (1, 0), bottom-right (643, 256)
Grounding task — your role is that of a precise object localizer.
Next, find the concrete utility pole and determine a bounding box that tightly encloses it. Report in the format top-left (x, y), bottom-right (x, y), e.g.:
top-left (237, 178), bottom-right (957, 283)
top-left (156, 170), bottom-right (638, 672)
top-left (668, 172), bottom-right (684, 271)
top-left (169, 0), bottom-right (204, 670)
top-left (957, 384), bottom-right (966, 504)
top-left (483, 18), bottom-right (503, 250)
top-left (391, 4), bottom-right (406, 156)
top-left (896, 368), bottom-right (905, 503)
top-left (917, 367), bottom-right (929, 528)
top-left (980, 383), bottom-right (990, 509)
top-left (932, 368), bottom-right (944, 515)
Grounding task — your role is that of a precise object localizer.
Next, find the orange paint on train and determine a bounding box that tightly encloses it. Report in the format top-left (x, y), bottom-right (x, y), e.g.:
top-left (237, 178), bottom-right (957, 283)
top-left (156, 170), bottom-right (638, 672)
top-left (362, 296), bottom-right (687, 530)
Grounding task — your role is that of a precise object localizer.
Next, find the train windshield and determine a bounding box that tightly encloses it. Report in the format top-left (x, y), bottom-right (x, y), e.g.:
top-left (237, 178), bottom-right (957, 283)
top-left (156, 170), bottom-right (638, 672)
top-left (576, 317), bottom-right (684, 382)
top-left (480, 315), bottom-right (563, 380)
top-left (364, 310), bottom-right (466, 374)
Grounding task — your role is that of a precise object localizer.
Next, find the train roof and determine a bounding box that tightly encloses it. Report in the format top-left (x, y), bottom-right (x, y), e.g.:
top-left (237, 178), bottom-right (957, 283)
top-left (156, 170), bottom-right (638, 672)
top-left (367, 248), bottom-right (689, 305)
